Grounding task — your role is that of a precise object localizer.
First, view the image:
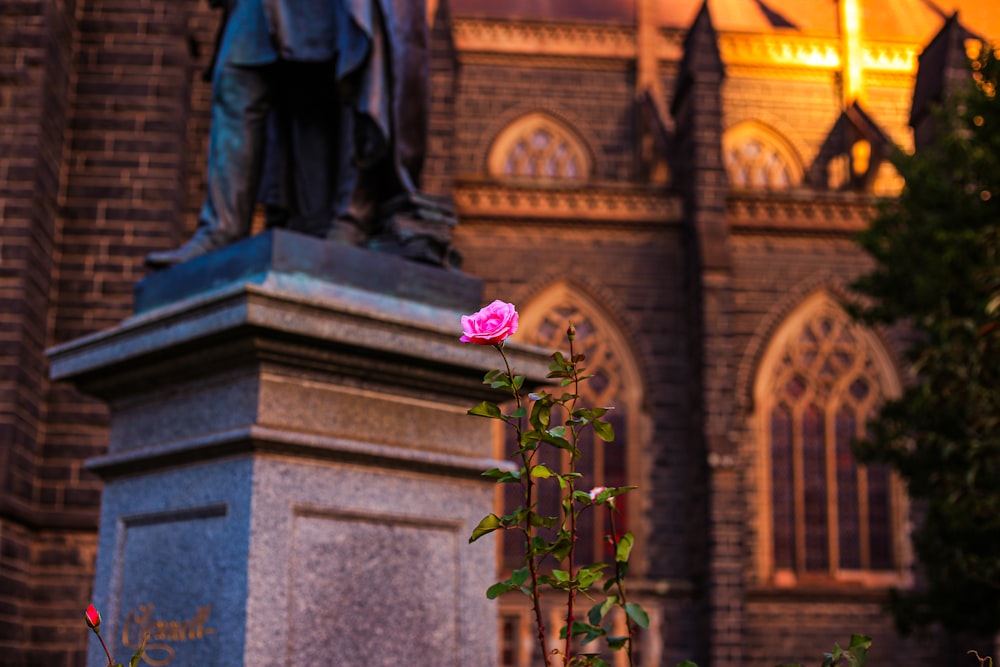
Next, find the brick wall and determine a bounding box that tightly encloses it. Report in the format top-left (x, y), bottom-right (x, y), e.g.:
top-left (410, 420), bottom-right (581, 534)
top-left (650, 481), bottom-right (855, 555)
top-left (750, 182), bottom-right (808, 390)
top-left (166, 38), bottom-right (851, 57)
top-left (453, 60), bottom-right (636, 181)
top-left (23, 531), bottom-right (98, 666)
top-left (0, 0), bottom-right (76, 663)
top-left (423, 0), bottom-right (459, 198)
top-left (0, 0), bottom-right (212, 663)
top-left (0, 3), bottom-right (971, 665)
top-left (54, 0), bottom-right (195, 345)
top-left (744, 596), bottom-right (945, 666)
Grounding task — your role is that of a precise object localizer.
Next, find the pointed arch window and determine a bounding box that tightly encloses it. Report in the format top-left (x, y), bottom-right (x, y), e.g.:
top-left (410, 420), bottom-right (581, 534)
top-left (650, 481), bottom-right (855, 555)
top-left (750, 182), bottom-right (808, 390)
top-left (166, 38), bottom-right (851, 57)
top-left (723, 122), bottom-right (803, 190)
top-left (487, 113), bottom-right (593, 182)
top-left (755, 293), bottom-right (907, 586)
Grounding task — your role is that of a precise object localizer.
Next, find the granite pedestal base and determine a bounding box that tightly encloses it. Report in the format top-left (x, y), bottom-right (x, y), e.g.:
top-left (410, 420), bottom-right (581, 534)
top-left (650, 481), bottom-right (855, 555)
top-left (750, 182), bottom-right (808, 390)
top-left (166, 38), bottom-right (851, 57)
top-left (49, 232), bottom-right (549, 667)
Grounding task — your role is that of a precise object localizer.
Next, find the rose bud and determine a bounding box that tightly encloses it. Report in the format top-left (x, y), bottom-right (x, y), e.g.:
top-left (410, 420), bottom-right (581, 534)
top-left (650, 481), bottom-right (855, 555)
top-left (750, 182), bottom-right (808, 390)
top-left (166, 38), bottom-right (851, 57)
top-left (588, 486), bottom-right (608, 502)
top-left (85, 604), bottom-right (102, 631)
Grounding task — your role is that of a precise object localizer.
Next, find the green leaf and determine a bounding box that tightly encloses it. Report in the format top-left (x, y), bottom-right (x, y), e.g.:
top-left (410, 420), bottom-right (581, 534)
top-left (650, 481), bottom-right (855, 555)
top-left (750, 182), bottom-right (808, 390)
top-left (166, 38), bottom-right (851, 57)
top-left (848, 635), bottom-right (872, 653)
top-left (576, 563), bottom-right (606, 589)
top-left (486, 580), bottom-right (515, 599)
top-left (469, 514), bottom-right (502, 542)
top-left (624, 602), bottom-right (650, 628)
top-left (530, 464), bottom-right (556, 479)
top-left (606, 636), bottom-right (628, 650)
top-left (592, 419), bottom-right (615, 442)
top-left (128, 632), bottom-right (147, 667)
top-left (844, 634), bottom-right (872, 667)
top-left (542, 427), bottom-right (573, 450)
top-left (468, 401), bottom-right (503, 419)
top-left (481, 467), bottom-right (522, 483)
top-left (513, 375), bottom-right (525, 390)
top-left (600, 595), bottom-right (618, 620)
top-left (615, 532), bottom-right (635, 564)
top-left (587, 602), bottom-right (603, 626)
top-left (675, 662), bottom-right (701, 667)
top-left (550, 532), bottom-right (573, 561)
top-left (567, 621), bottom-right (608, 646)
top-left (573, 406), bottom-right (608, 420)
top-left (502, 503), bottom-right (529, 521)
top-left (530, 400), bottom-right (552, 430)
top-left (528, 513), bottom-right (557, 529)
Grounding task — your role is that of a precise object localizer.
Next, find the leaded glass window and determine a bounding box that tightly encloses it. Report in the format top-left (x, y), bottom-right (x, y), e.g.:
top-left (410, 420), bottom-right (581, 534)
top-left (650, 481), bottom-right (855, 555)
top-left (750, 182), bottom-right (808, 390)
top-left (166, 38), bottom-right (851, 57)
top-left (723, 122), bottom-right (802, 190)
top-left (488, 113), bottom-right (592, 182)
top-left (757, 296), bottom-right (902, 583)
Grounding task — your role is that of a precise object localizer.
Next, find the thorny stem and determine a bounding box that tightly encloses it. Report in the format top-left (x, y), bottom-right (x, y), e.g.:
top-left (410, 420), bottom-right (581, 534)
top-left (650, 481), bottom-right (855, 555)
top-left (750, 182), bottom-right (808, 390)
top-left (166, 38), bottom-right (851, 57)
top-left (608, 509), bottom-right (636, 667)
top-left (497, 344), bottom-right (552, 667)
top-left (563, 331), bottom-right (582, 667)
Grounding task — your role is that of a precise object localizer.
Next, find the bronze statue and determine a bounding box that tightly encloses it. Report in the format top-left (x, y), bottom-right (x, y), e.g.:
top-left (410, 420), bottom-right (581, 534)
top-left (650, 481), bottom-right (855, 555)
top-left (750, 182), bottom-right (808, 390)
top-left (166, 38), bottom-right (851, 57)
top-left (147, 0), bottom-right (457, 269)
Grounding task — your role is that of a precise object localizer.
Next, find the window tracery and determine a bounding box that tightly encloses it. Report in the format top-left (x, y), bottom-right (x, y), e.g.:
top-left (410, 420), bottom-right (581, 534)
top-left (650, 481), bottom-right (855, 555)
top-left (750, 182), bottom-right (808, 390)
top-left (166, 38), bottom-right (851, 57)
top-left (723, 122), bottom-right (803, 190)
top-left (755, 294), bottom-right (905, 586)
top-left (488, 113), bottom-right (592, 182)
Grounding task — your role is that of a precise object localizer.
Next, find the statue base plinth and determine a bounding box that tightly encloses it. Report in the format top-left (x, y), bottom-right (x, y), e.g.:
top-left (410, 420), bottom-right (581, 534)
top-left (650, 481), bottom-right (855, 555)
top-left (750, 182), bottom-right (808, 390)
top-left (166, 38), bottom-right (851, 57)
top-left (134, 228), bottom-right (476, 314)
top-left (49, 235), bottom-right (550, 666)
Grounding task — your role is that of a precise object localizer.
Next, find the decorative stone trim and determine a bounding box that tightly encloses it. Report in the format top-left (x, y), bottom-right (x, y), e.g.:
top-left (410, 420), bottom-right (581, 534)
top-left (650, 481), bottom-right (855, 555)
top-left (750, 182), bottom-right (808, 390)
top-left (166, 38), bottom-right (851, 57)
top-left (453, 18), bottom-right (637, 59)
top-left (863, 41), bottom-right (919, 73)
top-left (718, 33), bottom-right (841, 69)
top-left (727, 192), bottom-right (876, 233)
top-left (454, 18), bottom-right (918, 76)
top-left (454, 182), bottom-right (683, 223)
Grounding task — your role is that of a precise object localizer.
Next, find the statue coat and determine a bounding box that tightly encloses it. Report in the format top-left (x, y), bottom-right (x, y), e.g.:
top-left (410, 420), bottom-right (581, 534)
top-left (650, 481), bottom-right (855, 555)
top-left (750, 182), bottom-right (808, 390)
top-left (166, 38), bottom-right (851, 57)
top-left (217, 0), bottom-right (429, 197)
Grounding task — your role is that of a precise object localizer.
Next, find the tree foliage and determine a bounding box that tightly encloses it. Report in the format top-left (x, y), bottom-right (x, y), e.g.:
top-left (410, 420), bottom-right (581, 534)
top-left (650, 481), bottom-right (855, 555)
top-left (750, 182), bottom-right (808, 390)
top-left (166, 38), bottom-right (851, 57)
top-left (850, 44), bottom-right (1000, 635)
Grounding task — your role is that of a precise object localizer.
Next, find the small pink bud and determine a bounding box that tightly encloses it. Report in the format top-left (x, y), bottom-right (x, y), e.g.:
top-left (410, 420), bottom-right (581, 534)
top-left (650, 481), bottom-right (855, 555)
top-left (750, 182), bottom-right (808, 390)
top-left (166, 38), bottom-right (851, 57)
top-left (588, 486), bottom-right (608, 502)
top-left (85, 604), bottom-right (102, 631)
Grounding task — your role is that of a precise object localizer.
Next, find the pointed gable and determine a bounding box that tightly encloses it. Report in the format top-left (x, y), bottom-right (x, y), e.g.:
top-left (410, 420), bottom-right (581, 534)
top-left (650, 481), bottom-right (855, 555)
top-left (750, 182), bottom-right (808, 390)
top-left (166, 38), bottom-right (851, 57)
top-left (809, 102), bottom-right (897, 192)
top-left (909, 12), bottom-right (975, 147)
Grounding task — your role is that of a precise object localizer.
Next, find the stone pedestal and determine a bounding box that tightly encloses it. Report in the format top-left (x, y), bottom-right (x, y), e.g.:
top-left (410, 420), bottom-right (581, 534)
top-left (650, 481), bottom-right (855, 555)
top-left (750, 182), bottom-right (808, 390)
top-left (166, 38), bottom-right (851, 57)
top-left (49, 230), bottom-right (548, 667)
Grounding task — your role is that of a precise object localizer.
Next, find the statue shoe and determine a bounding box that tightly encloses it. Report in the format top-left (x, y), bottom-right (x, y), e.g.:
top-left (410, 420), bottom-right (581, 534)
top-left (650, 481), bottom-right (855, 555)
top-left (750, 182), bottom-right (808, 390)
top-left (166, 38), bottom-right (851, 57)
top-left (144, 228), bottom-right (233, 270)
top-left (325, 219), bottom-right (365, 247)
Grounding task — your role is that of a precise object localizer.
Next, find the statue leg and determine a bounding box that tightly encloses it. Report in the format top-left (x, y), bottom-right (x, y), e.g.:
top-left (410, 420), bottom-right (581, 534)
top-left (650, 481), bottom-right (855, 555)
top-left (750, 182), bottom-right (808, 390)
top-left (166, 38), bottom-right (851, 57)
top-left (278, 62), bottom-right (341, 238)
top-left (326, 104), bottom-right (370, 246)
top-left (146, 63), bottom-right (273, 268)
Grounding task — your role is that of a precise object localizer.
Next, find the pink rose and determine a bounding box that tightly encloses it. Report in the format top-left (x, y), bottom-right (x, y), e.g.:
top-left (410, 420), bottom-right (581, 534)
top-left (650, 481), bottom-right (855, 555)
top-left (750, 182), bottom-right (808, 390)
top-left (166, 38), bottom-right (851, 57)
top-left (85, 604), bottom-right (101, 631)
top-left (460, 300), bottom-right (519, 345)
top-left (588, 486), bottom-right (608, 502)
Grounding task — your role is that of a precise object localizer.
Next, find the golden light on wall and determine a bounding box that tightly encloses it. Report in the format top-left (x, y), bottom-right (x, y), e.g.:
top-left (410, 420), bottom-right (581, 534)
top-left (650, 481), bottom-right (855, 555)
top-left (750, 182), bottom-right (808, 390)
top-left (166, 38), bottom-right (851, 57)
top-left (839, 0), bottom-right (864, 104)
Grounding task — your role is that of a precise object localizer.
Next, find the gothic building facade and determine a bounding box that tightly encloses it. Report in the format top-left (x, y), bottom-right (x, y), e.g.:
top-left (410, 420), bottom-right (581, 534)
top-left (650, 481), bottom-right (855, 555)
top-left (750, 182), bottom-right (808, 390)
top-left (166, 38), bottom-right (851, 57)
top-left (0, 0), bottom-right (994, 664)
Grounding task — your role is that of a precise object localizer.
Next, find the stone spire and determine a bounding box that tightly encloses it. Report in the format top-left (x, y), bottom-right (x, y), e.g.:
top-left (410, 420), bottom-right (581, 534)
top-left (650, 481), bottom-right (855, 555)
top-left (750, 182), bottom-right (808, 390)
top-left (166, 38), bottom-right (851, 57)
top-left (910, 12), bottom-right (975, 149)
